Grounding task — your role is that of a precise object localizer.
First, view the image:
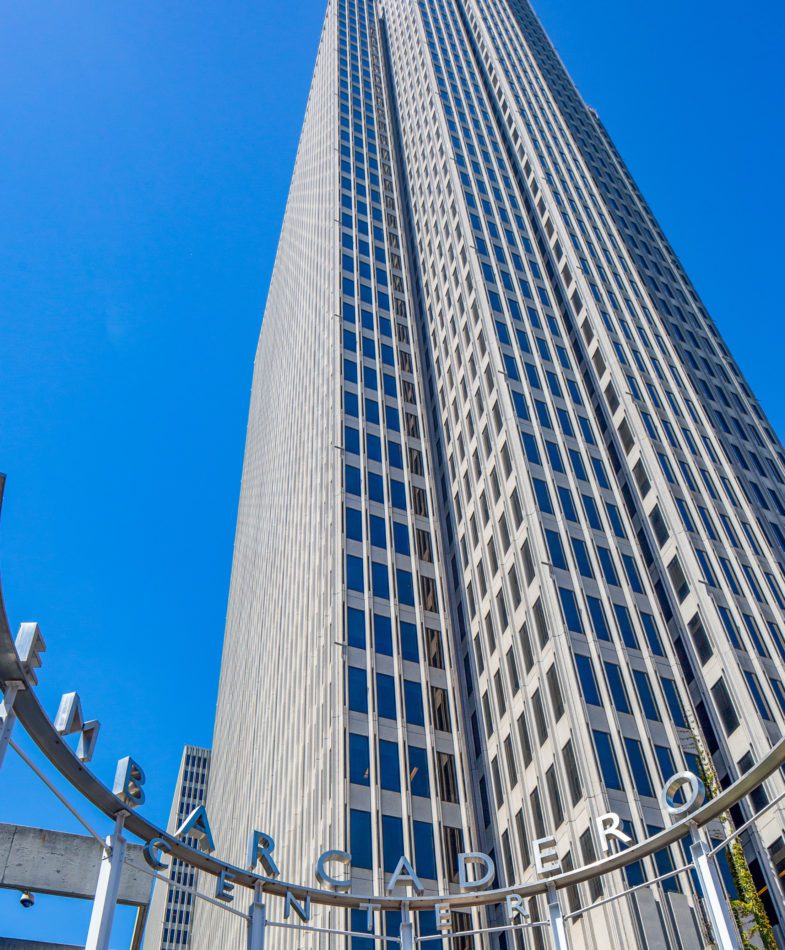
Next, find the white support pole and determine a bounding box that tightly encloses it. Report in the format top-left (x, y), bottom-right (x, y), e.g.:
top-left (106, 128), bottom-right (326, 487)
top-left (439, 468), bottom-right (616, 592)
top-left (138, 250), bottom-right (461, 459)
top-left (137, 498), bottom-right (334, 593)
top-left (247, 884), bottom-right (266, 950)
top-left (85, 813), bottom-right (127, 950)
top-left (547, 885), bottom-right (569, 950)
top-left (689, 826), bottom-right (742, 950)
top-left (399, 904), bottom-right (414, 950)
top-left (0, 681), bottom-right (23, 769)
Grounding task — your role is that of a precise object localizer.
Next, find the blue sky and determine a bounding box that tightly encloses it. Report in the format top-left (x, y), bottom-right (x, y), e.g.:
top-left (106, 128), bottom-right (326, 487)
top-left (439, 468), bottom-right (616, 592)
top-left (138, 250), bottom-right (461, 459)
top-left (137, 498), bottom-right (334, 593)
top-left (0, 0), bottom-right (783, 944)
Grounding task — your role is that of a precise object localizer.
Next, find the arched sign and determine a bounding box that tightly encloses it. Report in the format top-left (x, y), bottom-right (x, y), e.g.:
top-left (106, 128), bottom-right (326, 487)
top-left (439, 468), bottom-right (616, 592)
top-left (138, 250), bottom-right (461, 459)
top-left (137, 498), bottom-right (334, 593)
top-left (1, 585), bottom-right (777, 950)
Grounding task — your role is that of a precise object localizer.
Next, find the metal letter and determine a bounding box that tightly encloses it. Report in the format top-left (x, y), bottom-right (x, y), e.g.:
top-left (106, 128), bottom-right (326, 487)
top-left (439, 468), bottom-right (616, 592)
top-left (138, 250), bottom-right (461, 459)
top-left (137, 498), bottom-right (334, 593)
top-left (435, 902), bottom-right (451, 932)
top-left (248, 887), bottom-right (266, 950)
top-left (247, 830), bottom-right (280, 876)
top-left (458, 851), bottom-right (495, 890)
top-left (215, 869), bottom-right (236, 903)
top-left (386, 856), bottom-right (424, 894)
top-left (596, 812), bottom-right (633, 853)
top-left (112, 756), bottom-right (146, 808)
top-left (547, 885), bottom-right (569, 950)
top-left (284, 890), bottom-right (312, 921)
top-left (54, 692), bottom-right (84, 735)
top-left (175, 805), bottom-right (215, 853)
top-left (358, 902), bottom-right (379, 931)
top-left (689, 825), bottom-right (741, 949)
top-left (660, 771), bottom-right (705, 817)
top-left (85, 815), bottom-right (127, 950)
top-left (315, 849), bottom-right (352, 890)
top-left (142, 837), bottom-right (171, 871)
top-left (505, 894), bottom-right (530, 922)
top-left (15, 623), bottom-right (46, 685)
top-left (533, 836), bottom-right (561, 876)
top-left (77, 719), bottom-right (101, 763)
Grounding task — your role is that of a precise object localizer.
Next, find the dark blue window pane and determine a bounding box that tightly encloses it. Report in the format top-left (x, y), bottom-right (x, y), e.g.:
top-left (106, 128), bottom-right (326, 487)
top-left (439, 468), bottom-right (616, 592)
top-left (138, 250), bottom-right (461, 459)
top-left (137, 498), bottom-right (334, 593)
top-left (388, 442), bottom-right (403, 469)
top-left (558, 587), bottom-right (583, 633)
top-left (369, 473), bottom-right (385, 503)
top-left (625, 738), bottom-right (653, 797)
top-left (350, 733), bottom-right (371, 786)
top-left (614, 604), bottom-right (638, 649)
top-left (633, 670), bottom-right (661, 721)
top-left (404, 680), bottom-right (424, 725)
top-left (377, 673), bottom-right (397, 720)
top-left (346, 465), bottom-right (362, 495)
top-left (350, 810), bottom-right (373, 869)
top-left (370, 515), bottom-right (386, 548)
top-left (379, 739), bottom-right (401, 791)
top-left (351, 910), bottom-right (374, 950)
top-left (587, 596), bottom-right (611, 641)
top-left (413, 821), bottom-right (436, 879)
top-left (367, 434), bottom-right (382, 461)
top-left (393, 522), bottom-right (410, 555)
top-left (374, 614), bottom-right (393, 655)
top-left (400, 622), bottom-right (419, 662)
top-left (592, 731), bottom-right (623, 790)
top-left (605, 663), bottom-right (630, 713)
top-left (347, 554), bottom-right (364, 592)
top-left (347, 607), bottom-right (365, 649)
top-left (372, 561), bottom-right (390, 598)
top-left (349, 666), bottom-right (367, 714)
top-left (397, 569), bottom-right (415, 605)
top-left (575, 654), bottom-right (601, 705)
top-left (382, 815), bottom-right (404, 873)
top-left (345, 426), bottom-right (360, 455)
top-left (408, 746), bottom-right (429, 797)
top-left (391, 480), bottom-right (407, 509)
top-left (347, 507), bottom-right (363, 541)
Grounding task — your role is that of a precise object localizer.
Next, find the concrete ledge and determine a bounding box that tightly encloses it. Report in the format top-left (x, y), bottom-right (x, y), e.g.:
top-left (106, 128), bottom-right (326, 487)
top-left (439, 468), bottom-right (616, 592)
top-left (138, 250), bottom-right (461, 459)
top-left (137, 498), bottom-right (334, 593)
top-left (0, 822), bottom-right (151, 906)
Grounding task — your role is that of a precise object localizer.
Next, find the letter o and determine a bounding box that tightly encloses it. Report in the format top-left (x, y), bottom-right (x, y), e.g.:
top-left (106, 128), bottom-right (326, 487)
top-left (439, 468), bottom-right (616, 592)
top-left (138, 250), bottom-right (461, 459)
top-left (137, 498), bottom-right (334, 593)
top-left (660, 771), bottom-right (705, 817)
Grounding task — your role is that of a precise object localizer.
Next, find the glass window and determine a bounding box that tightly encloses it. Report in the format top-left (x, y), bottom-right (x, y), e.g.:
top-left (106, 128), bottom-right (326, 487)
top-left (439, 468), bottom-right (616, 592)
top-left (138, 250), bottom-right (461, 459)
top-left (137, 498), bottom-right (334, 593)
top-left (624, 738), bottom-right (653, 797)
top-left (614, 604), bottom-right (639, 649)
top-left (660, 677), bottom-right (687, 728)
top-left (350, 733), bottom-right (371, 786)
top-left (604, 663), bottom-right (630, 713)
top-left (347, 507), bottom-right (363, 541)
top-left (376, 673), bottom-right (397, 720)
top-left (372, 562), bottom-right (390, 599)
top-left (348, 607), bottom-right (366, 649)
top-left (633, 670), bottom-right (661, 721)
top-left (404, 680), bottom-right (425, 725)
top-left (413, 821), bottom-right (437, 879)
top-left (350, 810), bottom-right (373, 869)
top-left (558, 587), bottom-right (583, 633)
top-left (587, 596), bottom-right (611, 641)
top-left (349, 666), bottom-right (368, 713)
top-left (654, 745), bottom-right (676, 783)
top-left (374, 614), bottom-right (393, 655)
top-left (370, 515), bottom-right (387, 548)
top-left (382, 815), bottom-right (404, 873)
top-left (592, 731), bottom-right (623, 790)
top-left (401, 621), bottom-right (419, 662)
top-left (379, 739), bottom-right (401, 791)
top-left (408, 746), bottom-right (430, 797)
top-left (575, 654), bottom-right (601, 705)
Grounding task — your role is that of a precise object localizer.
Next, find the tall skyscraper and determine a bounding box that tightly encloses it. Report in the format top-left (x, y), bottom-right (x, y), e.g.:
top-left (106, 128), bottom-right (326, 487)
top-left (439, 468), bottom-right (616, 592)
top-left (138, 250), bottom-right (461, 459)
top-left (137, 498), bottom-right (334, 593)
top-left (194, 0), bottom-right (785, 946)
top-left (144, 746), bottom-right (211, 950)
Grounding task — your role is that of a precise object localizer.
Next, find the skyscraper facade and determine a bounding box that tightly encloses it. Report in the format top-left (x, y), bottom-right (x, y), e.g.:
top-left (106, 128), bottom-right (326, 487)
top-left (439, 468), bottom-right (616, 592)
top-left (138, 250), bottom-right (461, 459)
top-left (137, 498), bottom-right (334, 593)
top-left (144, 746), bottom-right (211, 950)
top-left (194, 0), bottom-right (785, 946)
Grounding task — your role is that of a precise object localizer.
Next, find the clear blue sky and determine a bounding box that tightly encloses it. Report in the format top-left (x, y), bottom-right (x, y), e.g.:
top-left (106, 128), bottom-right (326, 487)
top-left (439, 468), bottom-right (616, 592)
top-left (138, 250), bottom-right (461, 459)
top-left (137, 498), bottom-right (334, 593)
top-left (0, 0), bottom-right (782, 944)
